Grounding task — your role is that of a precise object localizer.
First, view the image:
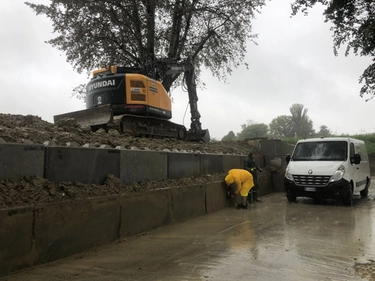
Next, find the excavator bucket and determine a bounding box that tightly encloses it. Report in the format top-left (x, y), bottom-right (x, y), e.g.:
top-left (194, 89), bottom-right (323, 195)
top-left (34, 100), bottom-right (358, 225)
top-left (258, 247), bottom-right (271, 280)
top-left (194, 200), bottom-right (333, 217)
top-left (53, 104), bottom-right (113, 128)
top-left (186, 129), bottom-right (210, 143)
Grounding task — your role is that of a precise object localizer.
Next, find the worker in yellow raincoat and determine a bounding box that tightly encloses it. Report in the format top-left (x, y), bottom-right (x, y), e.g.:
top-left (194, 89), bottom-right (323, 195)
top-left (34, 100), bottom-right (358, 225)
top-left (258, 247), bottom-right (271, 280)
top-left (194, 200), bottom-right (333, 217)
top-left (224, 169), bottom-right (254, 209)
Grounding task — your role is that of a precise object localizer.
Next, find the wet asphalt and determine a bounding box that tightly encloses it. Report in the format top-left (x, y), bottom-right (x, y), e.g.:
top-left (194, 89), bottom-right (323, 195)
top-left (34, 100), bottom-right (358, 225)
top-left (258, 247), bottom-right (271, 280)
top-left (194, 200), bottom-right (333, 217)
top-left (2, 179), bottom-right (375, 281)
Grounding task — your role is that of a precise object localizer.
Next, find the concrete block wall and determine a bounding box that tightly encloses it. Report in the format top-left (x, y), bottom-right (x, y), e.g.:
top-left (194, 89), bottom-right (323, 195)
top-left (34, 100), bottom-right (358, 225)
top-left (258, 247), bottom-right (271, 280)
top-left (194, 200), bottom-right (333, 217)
top-left (0, 143), bottom-right (246, 184)
top-left (0, 181), bottom-right (228, 277)
top-left (0, 142), bottom-right (276, 277)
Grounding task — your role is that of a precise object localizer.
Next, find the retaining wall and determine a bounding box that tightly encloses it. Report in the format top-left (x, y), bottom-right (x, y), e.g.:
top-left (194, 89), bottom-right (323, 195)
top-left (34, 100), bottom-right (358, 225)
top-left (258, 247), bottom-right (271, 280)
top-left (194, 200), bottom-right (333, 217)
top-left (0, 142), bottom-right (276, 277)
top-left (0, 182), bottom-right (228, 277)
top-left (0, 143), bottom-right (246, 183)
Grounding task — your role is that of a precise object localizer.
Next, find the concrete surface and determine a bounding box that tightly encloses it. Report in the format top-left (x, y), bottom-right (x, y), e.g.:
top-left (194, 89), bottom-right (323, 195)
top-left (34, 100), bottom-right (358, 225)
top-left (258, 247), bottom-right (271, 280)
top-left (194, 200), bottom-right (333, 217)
top-left (3, 180), bottom-right (375, 281)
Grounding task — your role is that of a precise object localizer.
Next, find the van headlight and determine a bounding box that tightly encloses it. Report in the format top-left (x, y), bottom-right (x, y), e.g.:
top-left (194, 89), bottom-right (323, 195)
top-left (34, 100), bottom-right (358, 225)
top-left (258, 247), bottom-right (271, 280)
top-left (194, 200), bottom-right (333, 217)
top-left (285, 168), bottom-right (294, 181)
top-left (330, 165), bottom-right (345, 182)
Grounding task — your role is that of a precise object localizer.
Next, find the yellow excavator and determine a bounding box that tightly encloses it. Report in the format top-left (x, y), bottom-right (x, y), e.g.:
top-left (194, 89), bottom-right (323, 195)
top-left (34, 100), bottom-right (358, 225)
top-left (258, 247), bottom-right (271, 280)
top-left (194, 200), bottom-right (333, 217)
top-left (54, 59), bottom-right (210, 142)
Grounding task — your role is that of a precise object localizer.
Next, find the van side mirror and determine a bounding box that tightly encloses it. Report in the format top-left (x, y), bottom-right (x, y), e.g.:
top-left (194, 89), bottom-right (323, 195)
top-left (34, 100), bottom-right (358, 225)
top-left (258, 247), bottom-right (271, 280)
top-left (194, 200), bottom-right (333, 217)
top-left (285, 154), bottom-right (291, 164)
top-left (351, 154), bottom-right (361, 164)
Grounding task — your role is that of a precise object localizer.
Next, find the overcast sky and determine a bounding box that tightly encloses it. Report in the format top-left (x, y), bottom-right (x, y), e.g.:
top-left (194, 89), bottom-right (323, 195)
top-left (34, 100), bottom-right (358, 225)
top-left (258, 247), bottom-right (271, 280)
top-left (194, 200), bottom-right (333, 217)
top-left (1, 1), bottom-right (373, 140)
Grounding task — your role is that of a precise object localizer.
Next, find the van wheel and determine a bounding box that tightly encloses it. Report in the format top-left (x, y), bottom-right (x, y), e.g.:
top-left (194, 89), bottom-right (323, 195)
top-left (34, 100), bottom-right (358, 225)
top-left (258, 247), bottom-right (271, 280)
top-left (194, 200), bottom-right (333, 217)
top-left (286, 193), bottom-right (297, 202)
top-left (360, 178), bottom-right (370, 197)
top-left (343, 183), bottom-right (353, 206)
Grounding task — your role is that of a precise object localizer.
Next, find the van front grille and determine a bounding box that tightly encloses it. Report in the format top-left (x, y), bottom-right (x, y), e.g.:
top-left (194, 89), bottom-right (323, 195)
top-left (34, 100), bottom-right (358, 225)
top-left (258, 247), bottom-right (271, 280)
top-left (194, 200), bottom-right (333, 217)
top-left (293, 175), bottom-right (331, 186)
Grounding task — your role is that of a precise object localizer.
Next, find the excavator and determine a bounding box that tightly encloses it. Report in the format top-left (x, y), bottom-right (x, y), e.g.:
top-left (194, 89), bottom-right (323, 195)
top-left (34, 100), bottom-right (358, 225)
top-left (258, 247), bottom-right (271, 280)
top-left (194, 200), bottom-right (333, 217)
top-left (54, 58), bottom-right (210, 142)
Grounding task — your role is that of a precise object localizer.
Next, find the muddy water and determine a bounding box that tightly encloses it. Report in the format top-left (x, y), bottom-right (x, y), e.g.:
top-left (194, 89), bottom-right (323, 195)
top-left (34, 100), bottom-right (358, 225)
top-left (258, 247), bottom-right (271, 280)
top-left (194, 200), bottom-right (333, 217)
top-left (3, 179), bottom-right (375, 281)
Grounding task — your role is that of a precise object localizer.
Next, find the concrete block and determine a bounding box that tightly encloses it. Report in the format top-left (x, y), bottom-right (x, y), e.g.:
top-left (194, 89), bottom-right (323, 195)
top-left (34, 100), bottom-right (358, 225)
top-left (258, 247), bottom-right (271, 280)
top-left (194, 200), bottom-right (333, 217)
top-left (120, 150), bottom-right (168, 185)
top-left (89, 197), bottom-right (121, 245)
top-left (272, 173), bottom-right (285, 192)
top-left (168, 153), bottom-right (200, 179)
top-left (206, 182), bottom-right (227, 213)
top-left (45, 147), bottom-right (120, 184)
top-left (255, 155), bottom-right (265, 167)
top-left (34, 198), bottom-right (120, 264)
top-left (259, 139), bottom-right (283, 158)
top-left (258, 172), bottom-right (273, 196)
top-left (0, 144), bottom-right (44, 180)
top-left (240, 155), bottom-right (247, 169)
top-left (120, 189), bottom-right (172, 237)
top-left (223, 155), bottom-right (242, 172)
top-left (34, 201), bottom-right (93, 263)
top-left (0, 207), bottom-right (34, 277)
top-left (171, 184), bottom-right (206, 223)
top-left (200, 154), bottom-right (224, 174)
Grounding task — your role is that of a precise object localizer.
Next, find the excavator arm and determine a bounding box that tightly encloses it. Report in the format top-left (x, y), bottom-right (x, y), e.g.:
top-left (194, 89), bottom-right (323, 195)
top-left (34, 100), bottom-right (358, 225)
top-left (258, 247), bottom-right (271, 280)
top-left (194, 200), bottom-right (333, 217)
top-left (164, 60), bottom-right (209, 141)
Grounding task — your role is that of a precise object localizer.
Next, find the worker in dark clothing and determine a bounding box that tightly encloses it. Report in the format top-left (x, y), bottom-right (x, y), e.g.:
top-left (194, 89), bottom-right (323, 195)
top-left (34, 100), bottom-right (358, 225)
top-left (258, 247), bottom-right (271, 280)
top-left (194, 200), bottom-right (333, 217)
top-left (244, 152), bottom-right (262, 202)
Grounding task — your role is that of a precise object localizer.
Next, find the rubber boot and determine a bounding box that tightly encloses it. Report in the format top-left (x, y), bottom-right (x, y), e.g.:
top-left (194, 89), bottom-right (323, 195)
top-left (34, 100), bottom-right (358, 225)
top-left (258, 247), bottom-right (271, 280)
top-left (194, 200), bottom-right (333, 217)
top-left (248, 191), bottom-right (254, 203)
top-left (253, 191), bottom-right (261, 202)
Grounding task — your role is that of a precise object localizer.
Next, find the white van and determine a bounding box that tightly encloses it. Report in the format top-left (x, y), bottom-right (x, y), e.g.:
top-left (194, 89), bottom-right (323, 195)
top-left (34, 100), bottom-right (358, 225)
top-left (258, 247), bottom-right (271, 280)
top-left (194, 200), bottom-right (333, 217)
top-left (284, 137), bottom-right (371, 205)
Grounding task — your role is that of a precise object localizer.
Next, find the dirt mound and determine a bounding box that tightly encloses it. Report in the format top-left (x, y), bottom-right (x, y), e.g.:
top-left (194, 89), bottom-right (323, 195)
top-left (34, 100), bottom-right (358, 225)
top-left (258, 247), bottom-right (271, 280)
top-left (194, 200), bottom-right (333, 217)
top-left (0, 113), bottom-right (250, 154)
top-left (0, 173), bottom-right (226, 209)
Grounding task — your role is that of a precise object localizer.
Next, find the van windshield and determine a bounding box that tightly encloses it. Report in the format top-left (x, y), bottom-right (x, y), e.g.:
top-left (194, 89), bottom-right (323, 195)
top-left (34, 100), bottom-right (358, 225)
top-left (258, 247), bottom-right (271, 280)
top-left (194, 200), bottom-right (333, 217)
top-left (292, 141), bottom-right (347, 161)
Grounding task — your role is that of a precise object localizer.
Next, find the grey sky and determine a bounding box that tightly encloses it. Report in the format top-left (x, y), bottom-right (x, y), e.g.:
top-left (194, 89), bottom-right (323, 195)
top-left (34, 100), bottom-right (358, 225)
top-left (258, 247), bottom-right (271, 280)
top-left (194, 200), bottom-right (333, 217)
top-left (1, 1), bottom-right (373, 140)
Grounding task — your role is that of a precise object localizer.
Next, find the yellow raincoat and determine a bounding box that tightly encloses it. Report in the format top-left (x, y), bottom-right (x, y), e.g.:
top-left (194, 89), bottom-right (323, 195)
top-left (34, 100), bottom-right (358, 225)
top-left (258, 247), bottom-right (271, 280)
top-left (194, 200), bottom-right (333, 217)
top-left (224, 169), bottom-right (254, 196)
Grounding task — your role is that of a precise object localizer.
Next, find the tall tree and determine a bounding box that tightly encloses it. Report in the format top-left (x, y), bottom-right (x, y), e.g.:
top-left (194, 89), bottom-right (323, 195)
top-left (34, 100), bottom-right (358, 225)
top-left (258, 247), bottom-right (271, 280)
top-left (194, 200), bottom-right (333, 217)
top-left (316, 125), bottom-right (332, 137)
top-left (269, 115), bottom-right (293, 138)
top-left (269, 104), bottom-right (315, 138)
top-left (289, 103), bottom-right (315, 137)
top-left (291, 0), bottom-right (375, 101)
top-left (25, 0), bottom-right (265, 94)
top-left (236, 123), bottom-right (269, 140)
top-left (221, 130), bottom-right (236, 141)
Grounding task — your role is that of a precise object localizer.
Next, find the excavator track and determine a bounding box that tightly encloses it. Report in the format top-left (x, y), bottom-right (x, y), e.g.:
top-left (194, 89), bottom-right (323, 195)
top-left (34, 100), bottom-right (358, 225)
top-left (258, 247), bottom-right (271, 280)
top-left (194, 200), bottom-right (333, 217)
top-left (119, 115), bottom-right (187, 140)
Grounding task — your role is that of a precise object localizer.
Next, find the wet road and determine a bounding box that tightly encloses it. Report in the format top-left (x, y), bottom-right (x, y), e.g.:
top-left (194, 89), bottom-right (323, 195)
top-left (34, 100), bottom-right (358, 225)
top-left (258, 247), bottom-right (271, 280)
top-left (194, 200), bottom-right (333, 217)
top-left (2, 179), bottom-right (375, 281)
